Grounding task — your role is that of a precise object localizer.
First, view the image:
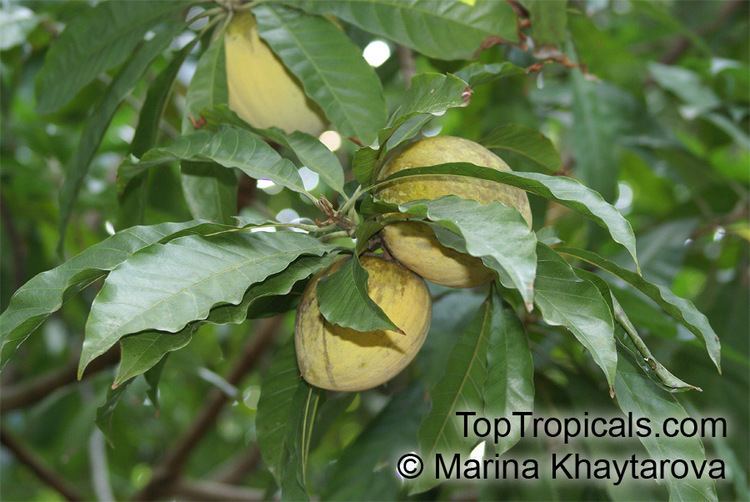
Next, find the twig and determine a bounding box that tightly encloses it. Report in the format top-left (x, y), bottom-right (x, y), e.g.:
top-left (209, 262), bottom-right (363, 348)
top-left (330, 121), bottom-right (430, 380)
top-left (173, 480), bottom-right (264, 501)
top-left (396, 45), bottom-right (416, 86)
top-left (0, 347), bottom-right (120, 414)
top-left (133, 316), bottom-right (282, 501)
top-left (0, 427), bottom-right (84, 501)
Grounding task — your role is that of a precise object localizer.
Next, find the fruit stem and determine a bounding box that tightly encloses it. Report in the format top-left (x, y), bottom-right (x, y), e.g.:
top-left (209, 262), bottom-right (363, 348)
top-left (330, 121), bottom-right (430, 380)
top-left (338, 185), bottom-right (362, 215)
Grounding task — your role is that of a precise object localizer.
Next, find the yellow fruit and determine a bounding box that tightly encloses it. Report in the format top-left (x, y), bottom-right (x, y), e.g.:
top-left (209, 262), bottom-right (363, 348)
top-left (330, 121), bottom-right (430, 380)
top-left (224, 13), bottom-right (326, 135)
top-left (377, 136), bottom-right (532, 288)
top-left (295, 256), bottom-right (431, 392)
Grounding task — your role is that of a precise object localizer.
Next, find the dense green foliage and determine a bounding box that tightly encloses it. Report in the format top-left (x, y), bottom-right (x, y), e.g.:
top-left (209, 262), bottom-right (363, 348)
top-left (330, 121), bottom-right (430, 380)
top-left (0, 1), bottom-right (747, 501)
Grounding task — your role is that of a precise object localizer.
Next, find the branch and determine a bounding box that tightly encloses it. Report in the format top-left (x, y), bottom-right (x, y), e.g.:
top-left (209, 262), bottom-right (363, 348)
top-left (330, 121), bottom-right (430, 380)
top-left (0, 347), bottom-right (120, 414)
top-left (173, 480), bottom-right (264, 501)
top-left (396, 45), bottom-right (415, 86)
top-left (0, 427), bottom-right (84, 501)
top-left (134, 316), bottom-right (282, 501)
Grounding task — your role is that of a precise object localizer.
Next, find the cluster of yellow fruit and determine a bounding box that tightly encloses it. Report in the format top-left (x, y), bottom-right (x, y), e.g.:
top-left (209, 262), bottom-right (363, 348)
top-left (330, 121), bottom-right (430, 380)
top-left (225, 14), bottom-right (531, 392)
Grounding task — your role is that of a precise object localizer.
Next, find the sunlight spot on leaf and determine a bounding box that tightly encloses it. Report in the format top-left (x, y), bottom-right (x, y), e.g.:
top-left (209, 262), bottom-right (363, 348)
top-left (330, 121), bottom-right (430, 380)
top-left (118, 125), bottom-right (134, 143)
top-left (614, 182), bottom-right (633, 213)
top-left (469, 440), bottom-right (486, 462)
top-left (257, 178), bottom-right (283, 194)
top-left (319, 130), bottom-right (342, 152)
top-left (299, 166), bottom-right (320, 191)
top-left (276, 208), bottom-right (300, 223)
top-left (362, 40), bottom-right (391, 67)
top-left (143, 30), bottom-right (155, 42)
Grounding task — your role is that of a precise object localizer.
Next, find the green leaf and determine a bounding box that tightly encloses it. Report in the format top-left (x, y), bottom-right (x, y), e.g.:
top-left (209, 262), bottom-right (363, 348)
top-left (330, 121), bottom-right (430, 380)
top-left (253, 4), bottom-right (386, 143)
top-left (119, 39), bottom-right (198, 228)
top-left (534, 244), bottom-right (617, 390)
top-left (649, 62), bottom-right (720, 114)
top-left (184, 35), bottom-right (228, 126)
top-left (285, 131), bottom-right (345, 193)
top-left (380, 73), bottom-right (469, 152)
top-left (414, 289), bottom-right (497, 494)
top-left (257, 341), bottom-right (321, 495)
top-left (575, 269), bottom-right (699, 393)
top-left (128, 125), bottom-right (305, 193)
top-left (352, 146), bottom-right (379, 184)
top-left (615, 355), bottom-right (718, 502)
top-left (144, 356), bottom-right (168, 409)
top-left (557, 247), bottom-right (721, 372)
top-left (316, 255), bottom-right (399, 332)
top-left (373, 162), bottom-right (640, 271)
top-left (79, 232), bottom-right (332, 376)
top-left (396, 196), bottom-right (537, 310)
top-left (281, 384), bottom-right (321, 501)
top-left (0, 221), bottom-right (209, 367)
top-left (180, 162), bottom-right (238, 223)
top-left (293, 0), bottom-right (518, 60)
top-left (115, 329), bottom-right (193, 387)
top-left (481, 124), bottom-right (561, 173)
top-left (484, 295), bottom-right (534, 456)
top-left (570, 77), bottom-right (631, 202)
top-left (35, 1), bottom-right (184, 113)
top-left (179, 34), bottom-right (237, 223)
top-left (454, 62), bottom-right (525, 87)
top-left (520, 0), bottom-right (568, 46)
top-left (57, 20), bottom-right (185, 251)
top-left (95, 379), bottom-right (134, 444)
top-left (324, 385), bottom-right (427, 501)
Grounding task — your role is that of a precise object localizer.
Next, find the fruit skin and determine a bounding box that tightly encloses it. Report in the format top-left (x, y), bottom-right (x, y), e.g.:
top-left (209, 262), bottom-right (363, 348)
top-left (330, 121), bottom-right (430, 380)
top-left (224, 13), bottom-right (326, 135)
top-left (295, 256), bottom-right (431, 392)
top-left (378, 136), bottom-right (532, 288)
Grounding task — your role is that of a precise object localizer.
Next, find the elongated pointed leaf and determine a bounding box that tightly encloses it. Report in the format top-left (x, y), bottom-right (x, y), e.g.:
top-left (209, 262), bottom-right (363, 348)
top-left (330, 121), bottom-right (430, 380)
top-left (253, 4), bottom-right (386, 143)
top-left (120, 39), bottom-right (199, 228)
top-left (397, 196), bottom-right (537, 310)
top-left (534, 244), bottom-right (617, 390)
top-left (455, 62), bottom-right (525, 87)
top-left (181, 34), bottom-right (237, 223)
top-left (80, 232), bottom-right (331, 376)
top-left (115, 329), bottom-right (193, 387)
top-left (615, 355), bottom-right (718, 502)
top-left (481, 124), bottom-right (561, 173)
top-left (373, 162), bottom-right (639, 271)
top-left (184, 35), bottom-right (228, 125)
top-left (414, 290), bottom-right (497, 493)
top-left (114, 255), bottom-right (334, 385)
top-left (317, 256), bottom-right (398, 332)
top-left (257, 340), bottom-right (321, 493)
top-left (96, 379), bottom-right (134, 444)
top-left (324, 385), bottom-right (427, 501)
top-left (558, 246), bottom-right (721, 372)
top-left (520, 0), bottom-right (568, 46)
top-left (484, 295), bottom-right (534, 456)
top-left (36, 1), bottom-right (185, 113)
top-left (379, 73), bottom-right (469, 153)
top-left (293, 0), bottom-right (518, 60)
top-left (129, 125), bottom-right (305, 193)
top-left (210, 254), bottom-right (337, 324)
top-left (0, 221), bottom-right (213, 367)
top-left (285, 131), bottom-right (345, 193)
top-left (575, 269), bottom-right (699, 393)
top-left (180, 161), bottom-right (238, 223)
top-left (58, 20), bottom-right (185, 250)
